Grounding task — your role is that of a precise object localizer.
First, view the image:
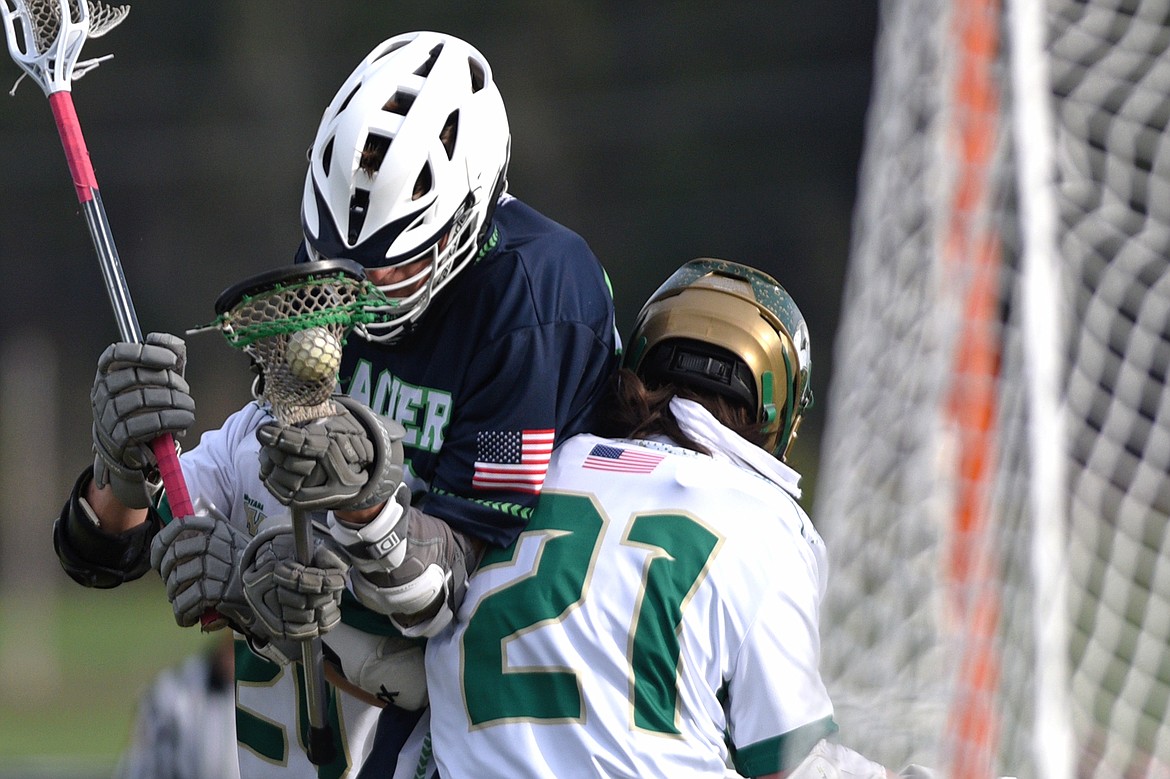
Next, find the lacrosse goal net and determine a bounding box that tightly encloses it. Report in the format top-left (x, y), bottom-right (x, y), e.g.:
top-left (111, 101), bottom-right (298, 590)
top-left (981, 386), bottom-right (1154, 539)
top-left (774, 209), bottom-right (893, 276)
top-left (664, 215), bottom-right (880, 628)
top-left (814, 1), bottom-right (1170, 777)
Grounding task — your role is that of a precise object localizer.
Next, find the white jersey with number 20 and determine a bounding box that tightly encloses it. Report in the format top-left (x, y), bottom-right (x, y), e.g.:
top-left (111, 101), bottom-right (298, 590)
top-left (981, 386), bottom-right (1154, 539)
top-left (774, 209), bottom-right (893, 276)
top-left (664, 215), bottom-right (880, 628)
top-left (426, 432), bottom-right (839, 778)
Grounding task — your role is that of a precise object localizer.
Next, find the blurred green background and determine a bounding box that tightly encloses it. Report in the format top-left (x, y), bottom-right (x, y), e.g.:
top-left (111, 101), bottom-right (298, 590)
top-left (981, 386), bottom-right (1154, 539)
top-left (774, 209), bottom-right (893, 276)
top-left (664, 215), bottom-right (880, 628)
top-left (0, 2), bottom-right (878, 775)
top-left (0, 581), bottom-right (210, 776)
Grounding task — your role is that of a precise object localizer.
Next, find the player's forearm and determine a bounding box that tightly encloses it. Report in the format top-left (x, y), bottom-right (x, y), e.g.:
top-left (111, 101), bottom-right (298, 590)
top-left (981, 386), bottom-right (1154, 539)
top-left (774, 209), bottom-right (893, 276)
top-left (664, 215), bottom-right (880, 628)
top-left (54, 467), bottom-right (158, 588)
top-left (333, 502), bottom-right (384, 525)
top-left (85, 477), bottom-right (150, 533)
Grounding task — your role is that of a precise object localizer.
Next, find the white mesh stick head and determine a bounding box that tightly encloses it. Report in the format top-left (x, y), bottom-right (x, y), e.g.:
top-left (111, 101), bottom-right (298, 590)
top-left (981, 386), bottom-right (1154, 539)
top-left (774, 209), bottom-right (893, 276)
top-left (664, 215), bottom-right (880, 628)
top-left (2, 0), bottom-right (128, 94)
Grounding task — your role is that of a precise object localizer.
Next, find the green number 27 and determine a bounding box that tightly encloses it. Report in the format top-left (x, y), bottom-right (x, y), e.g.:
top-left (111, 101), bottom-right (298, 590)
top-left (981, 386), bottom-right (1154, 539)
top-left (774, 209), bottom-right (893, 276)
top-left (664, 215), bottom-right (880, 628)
top-left (461, 491), bottom-right (721, 734)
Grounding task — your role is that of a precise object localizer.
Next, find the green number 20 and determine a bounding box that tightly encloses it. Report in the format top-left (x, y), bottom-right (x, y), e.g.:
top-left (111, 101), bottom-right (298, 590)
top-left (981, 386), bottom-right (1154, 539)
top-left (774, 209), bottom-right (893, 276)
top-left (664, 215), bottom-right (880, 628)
top-left (234, 647), bottom-right (349, 779)
top-left (461, 492), bottom-right (721, 734)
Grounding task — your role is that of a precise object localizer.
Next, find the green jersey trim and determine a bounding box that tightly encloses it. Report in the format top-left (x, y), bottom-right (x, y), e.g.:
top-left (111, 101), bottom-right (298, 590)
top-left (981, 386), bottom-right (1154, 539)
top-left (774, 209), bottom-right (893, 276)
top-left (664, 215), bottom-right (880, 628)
top-left (731, 715), bottom-right (838, 775)
top-left (430, 486), bottom-right (534, 520)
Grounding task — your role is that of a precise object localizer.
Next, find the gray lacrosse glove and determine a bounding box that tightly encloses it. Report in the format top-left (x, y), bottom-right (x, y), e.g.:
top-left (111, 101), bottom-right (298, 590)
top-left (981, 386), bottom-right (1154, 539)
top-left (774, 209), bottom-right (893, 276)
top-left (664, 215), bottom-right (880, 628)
top-left (149, 506), bottom-right (252, 632)
top-left (91, 333), bottom-right (196, 508)
top-left (256, 394), bottom-right (405, 512)
top-left (240, 525), bottom-right (349, 642)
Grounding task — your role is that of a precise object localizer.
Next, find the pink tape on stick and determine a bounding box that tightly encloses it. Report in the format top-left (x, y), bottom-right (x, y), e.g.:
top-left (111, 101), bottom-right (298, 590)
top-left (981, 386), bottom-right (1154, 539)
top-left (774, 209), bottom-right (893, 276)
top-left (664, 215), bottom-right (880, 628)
top-left (48, 91), bottom-right (99, 201)
top-left (48, 92), bottom-right (197, 523)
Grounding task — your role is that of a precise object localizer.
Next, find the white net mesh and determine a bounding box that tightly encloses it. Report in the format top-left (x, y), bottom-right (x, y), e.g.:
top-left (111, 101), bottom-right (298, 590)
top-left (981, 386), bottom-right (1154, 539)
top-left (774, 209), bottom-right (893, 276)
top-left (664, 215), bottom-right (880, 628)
top-left (210, 271), bottom-right (382, 425)
top-left (20, 0), bottom-right (127, 53)
top-left (85, 1), bottom-right (129, 38)
top-left (815, 0), bottom-right (1170, 777)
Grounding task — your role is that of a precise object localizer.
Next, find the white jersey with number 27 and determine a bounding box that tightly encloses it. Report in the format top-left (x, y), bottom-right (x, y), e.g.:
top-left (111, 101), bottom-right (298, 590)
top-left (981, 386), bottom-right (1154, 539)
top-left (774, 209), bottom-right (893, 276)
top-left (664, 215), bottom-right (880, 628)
top-left (426, 432), bottom-right (839, 778)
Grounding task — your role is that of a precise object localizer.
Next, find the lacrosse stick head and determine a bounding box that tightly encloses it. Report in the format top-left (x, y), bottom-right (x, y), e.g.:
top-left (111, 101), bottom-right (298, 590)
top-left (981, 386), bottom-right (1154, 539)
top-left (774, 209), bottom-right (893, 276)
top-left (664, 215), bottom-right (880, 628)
top-left (205, 259), bottom-right (388, 425)
top-left (2, 0), bottom-right (128, 94)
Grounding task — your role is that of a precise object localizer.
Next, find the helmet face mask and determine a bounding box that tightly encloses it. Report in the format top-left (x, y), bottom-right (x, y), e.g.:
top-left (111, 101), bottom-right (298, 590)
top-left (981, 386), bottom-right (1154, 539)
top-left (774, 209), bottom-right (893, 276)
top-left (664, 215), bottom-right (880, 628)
top-left (301, 31), bottom-right (510, 344)
top-left (625, 258), bottom-right (813, 460)
top-left (312, 192), bottom-right (482, 342)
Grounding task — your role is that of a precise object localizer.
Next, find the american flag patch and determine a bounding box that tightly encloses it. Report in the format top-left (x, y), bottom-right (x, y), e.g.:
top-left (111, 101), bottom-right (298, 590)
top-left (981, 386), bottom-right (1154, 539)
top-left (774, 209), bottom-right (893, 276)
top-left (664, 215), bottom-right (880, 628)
top-left (582, 444), bottom-right (664, 474)
top-left (472, 429), bottom-right (555, 493)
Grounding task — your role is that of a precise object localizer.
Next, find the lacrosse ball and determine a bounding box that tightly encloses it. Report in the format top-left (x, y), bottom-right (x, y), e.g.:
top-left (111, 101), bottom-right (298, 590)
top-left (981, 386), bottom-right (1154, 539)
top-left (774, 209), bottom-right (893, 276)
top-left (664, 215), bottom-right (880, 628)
top-left (285, 327), bottom-right (343, 383)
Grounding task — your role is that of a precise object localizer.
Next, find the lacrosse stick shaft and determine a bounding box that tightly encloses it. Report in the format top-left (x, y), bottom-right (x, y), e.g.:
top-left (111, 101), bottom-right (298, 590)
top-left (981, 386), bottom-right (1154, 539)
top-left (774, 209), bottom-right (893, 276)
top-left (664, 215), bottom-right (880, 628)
top-left (208, 262), bottom-right (372, 765)
top-left (47, 90), bottom-right (194, 521)
top-left (293, 508), bottom-right (335, 765)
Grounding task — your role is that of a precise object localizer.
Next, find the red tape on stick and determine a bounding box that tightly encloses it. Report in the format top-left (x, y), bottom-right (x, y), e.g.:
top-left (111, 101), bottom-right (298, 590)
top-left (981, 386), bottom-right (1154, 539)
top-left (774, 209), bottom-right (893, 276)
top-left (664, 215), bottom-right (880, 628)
top-left (151, 436), bottom-right (194, 520)
top-left (47, 91), bottom-right (99, 202)
top-left (36, 49), bottom-right (219, 630)
top-left (47, 93), bottom-right (195, 523)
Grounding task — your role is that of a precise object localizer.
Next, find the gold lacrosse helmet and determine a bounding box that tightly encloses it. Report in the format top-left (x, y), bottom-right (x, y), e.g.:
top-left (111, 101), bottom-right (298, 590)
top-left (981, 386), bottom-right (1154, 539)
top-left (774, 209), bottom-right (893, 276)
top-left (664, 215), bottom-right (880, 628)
top-left (624, 258), bottom-right (813, 460)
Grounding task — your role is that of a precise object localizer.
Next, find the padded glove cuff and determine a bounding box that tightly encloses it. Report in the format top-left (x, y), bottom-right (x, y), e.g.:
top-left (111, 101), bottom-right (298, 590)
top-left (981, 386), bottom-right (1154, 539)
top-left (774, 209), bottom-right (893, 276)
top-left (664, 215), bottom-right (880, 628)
top-left (92, 436), bottom-right (163, 509)
top-left (328, 487), bottom-right (410, 575)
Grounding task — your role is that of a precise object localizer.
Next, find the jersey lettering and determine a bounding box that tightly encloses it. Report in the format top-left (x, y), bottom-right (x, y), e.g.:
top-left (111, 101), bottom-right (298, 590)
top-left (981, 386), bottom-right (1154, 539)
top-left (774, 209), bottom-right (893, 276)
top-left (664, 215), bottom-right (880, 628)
top-left (235, 642), bottom-right (352, 779)
top-left (243, 493), bottom-right (268, 536)
top-left (463, 493), bottom-right (603, 725)
top-left (345, 360), bottom-right (451, 454)
top-left (235, 643), bottom-right (287, 763)
top-left (418, 390), bottom-right (451, 451)
top-left (625, 512), bottom-right (721, 733)
top-left (460, 492), bottom-right (721, 734)
top-left (392, 384), bottom-right (424, 446)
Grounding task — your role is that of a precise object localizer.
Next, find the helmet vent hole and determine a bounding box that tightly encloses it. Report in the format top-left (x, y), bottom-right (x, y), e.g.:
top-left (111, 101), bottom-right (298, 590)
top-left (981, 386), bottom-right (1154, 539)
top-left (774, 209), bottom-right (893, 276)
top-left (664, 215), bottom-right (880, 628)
top-left (441, 111), bottom-right (459, 160)
top-left (348, 189), bottom-right (370, 243)
top-left (415, 44), bottom-right (443, 77)
top-left (337, 83), bottom-right (360, 115)
top-left (384, 90), bottom-right (415, 116)
top-left (321, 138), bottom-right (334, 176)
top-left (469, 58), bottom-right (485, 92)
top-left (360, 133), bottom-right (391, 176)
top-left (412, 164), bottom-right (433, 200)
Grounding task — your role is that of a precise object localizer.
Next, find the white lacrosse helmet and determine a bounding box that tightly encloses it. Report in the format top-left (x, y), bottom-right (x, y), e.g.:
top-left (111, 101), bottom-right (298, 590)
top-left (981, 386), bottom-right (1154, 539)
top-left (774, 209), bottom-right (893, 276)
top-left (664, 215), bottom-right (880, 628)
top-left (301, 31), bottom-right (511, 343)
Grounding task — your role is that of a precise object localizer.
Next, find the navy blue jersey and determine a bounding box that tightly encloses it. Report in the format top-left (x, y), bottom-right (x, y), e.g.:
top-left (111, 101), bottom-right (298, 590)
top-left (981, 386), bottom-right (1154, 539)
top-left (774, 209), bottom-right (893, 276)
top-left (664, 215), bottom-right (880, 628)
top-left (330, 195), bottom-right (618, 547)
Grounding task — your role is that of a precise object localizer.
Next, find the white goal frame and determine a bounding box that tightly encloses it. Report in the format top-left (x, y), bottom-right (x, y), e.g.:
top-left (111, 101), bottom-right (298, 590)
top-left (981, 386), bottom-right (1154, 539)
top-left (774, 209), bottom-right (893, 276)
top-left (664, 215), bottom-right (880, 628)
top-left (815, 1), bottom-right (1170, 777)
